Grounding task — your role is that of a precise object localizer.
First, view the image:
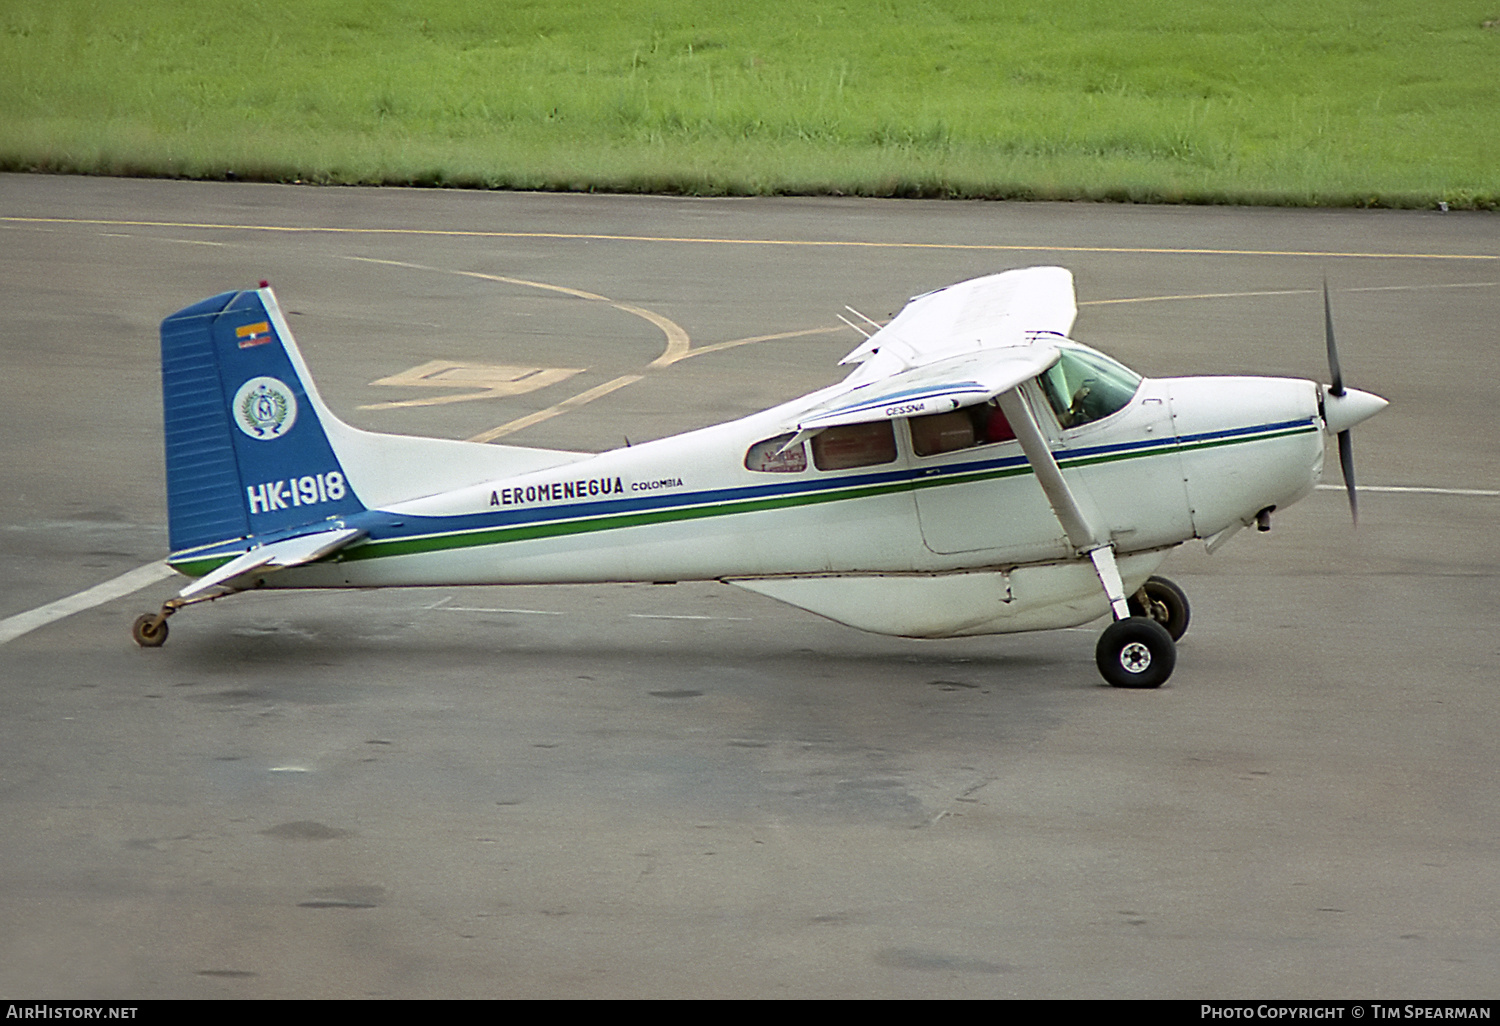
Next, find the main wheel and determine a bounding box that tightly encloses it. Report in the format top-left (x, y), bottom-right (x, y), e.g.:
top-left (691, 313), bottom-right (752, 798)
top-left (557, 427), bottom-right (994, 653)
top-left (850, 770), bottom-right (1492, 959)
top-left (1127, 575), bottom-right (1190, 641)
top-left (1096, 617), bottom-right (1175, 688)
top-left (132, 613), bottom-right (168, 648)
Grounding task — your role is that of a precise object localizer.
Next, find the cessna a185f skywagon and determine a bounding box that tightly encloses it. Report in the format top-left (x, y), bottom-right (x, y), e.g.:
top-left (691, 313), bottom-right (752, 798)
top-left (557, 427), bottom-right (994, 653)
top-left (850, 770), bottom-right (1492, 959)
top-left (134, 267), bottom-right (1386, 687)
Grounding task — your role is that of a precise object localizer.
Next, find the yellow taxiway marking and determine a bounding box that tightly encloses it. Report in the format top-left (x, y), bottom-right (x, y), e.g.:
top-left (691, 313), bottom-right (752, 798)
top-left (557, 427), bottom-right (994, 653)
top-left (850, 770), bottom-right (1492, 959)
top-left (361, 360), bottom-right (585, 411)
top-left (1082, 281), bottom-right (1498, 306)
top-left (352, 259), bottom-right (697, 366)
top-left (347, 256), bottom-right (697, 438)
top-left (464, 327), bottom-right (854, 441)
top-left (5, 216), bottom-right (1496, 262)
top-left (467, 374), bottom-right (644, 443)
top-left (679, 325), bottom-right (849, 358)
top-left (458, 270), bottom-right (692, 369)
top-left (346, 257), bottom-right (845, 439)
top-left (1083, 288), bottom-right (1315, 306)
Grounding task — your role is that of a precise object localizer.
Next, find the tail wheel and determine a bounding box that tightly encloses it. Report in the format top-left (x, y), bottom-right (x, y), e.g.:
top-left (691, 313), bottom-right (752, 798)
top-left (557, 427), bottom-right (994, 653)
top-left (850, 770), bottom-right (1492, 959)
top-left (1127, 575), bottom-right (1190, 641)
top-left (131, 613), bottom-right (168, 648)
top-left (1096, 617), bottom-right (1175, 689)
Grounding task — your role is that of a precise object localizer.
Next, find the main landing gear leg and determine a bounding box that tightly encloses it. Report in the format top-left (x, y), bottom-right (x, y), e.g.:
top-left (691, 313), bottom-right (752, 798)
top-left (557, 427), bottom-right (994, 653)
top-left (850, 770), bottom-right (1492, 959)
top-left (992, 389), bottom-right (1182, 689)
top-left (1128, 575), bottom-right (1191, 642)
top-left (1090, 547), bottom-right (1177, 689)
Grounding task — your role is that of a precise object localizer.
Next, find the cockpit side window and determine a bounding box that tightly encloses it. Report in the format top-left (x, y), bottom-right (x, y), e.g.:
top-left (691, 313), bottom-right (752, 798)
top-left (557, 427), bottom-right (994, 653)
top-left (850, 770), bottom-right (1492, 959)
top-left (910, 400), bottom-right (1016, 457)
top-left (1039, 346), bottom-right (1142, 429)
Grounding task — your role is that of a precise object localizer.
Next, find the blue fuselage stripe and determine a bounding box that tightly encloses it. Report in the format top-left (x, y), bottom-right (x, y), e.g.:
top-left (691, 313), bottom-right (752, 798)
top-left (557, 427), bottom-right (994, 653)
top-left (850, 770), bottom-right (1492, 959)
top-left (173, 417), bottom-right (1318, 561)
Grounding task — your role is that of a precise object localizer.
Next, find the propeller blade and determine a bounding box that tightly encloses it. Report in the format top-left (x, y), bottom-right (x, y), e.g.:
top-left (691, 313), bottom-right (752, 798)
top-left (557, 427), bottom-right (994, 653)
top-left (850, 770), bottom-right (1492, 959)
top-left (1323, 279), bottom-right (1344, 397)
top-left (1326, 279), bottom-right (1350, 399)
top-left (1322, 282), bottom-right (1375, 526)
top-left (1337, 428), bottom-right (1358, 525)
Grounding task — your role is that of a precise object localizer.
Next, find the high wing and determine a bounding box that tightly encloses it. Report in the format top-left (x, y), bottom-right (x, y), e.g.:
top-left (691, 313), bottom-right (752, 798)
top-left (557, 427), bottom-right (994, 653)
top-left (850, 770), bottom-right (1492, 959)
top-left (837, 266), bottom-right (1077, 385)
top-left (788, 266), bottom-right (1076, 434)
top-left (794, 344), bottom-right (1060, 433)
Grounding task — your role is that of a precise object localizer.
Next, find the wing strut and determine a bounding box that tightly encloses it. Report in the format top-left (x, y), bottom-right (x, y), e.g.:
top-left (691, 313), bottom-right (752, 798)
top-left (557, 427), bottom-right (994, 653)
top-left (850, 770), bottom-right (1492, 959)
top-left (994, 388), bottom-right (1130, 621)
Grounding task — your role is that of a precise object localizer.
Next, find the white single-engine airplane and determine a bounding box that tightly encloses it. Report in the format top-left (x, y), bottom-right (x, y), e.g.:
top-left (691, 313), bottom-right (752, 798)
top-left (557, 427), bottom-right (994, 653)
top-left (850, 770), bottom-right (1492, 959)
top-left (133, 267), bottom-right (1386, 687)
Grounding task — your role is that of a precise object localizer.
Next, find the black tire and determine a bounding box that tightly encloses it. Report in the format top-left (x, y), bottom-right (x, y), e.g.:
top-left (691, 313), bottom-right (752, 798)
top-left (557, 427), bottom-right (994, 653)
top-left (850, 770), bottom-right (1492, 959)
top-left (132, 613), bottom-right (168, 648)
top-left (1096, 617), bottom-right (1175, 688)
top-left (1127, 575), bottom-right (1190, 641)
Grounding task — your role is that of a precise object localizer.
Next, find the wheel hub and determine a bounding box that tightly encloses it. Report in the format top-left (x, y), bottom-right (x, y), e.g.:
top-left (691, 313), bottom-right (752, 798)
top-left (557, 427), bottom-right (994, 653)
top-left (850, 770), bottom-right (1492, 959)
top-left (1119, 641), bottom-right (1153, 673)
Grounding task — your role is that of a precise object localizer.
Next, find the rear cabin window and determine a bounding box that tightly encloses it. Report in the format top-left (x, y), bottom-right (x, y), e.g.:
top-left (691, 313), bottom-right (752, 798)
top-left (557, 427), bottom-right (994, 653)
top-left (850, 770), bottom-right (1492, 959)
top-left (744, 433), bottom-right (808, 473)
top-left (910, 401), bottom-right (1016, 457)
top-left (811, 421), bottom-right (897, 471)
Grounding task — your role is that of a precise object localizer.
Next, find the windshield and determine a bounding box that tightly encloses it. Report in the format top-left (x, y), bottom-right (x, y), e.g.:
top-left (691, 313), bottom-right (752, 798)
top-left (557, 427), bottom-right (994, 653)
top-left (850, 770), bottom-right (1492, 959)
top-left (1039, 344), bottom-right (1142, 428)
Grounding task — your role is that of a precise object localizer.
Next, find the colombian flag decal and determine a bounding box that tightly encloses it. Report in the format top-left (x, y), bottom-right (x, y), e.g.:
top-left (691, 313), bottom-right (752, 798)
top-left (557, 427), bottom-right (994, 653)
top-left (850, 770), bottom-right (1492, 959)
top-left (235, 321), bottom-right (273, 348)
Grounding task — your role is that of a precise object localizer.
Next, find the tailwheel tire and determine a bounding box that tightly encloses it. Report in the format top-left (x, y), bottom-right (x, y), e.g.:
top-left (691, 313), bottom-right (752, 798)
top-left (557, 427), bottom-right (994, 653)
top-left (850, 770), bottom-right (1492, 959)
top-left (1096, 617), bottom-right (1175, 689)
top-left (1127, 575), bottom-right (1190, 641)
top-left (132, 614), bottom-right (168, 648)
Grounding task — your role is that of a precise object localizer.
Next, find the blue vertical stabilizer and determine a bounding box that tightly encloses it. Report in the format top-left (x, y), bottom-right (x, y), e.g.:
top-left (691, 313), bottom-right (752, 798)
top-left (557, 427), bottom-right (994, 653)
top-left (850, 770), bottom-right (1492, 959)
top-left (160, 287), bottom-right (364, 554)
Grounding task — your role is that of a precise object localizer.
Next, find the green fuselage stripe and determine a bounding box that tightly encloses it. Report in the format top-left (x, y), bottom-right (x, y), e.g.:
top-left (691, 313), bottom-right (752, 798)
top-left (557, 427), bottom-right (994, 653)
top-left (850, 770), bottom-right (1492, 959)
top-left (345, 470), bottom-right (975, 561)
top-left (167, 424), bottom-right (1316, 575)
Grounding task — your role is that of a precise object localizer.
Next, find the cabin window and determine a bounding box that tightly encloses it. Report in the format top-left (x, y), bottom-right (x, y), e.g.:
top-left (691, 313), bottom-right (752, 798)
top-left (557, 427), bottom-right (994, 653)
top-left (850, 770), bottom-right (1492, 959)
top-left (745, 433), bottom-right (807, 473)
top-left (811, 421), bottom-right (897, 471)
top-left (1039, 345), bottom-right (1142, 429)
top-left (910, 401), bottom-right (1016, 457)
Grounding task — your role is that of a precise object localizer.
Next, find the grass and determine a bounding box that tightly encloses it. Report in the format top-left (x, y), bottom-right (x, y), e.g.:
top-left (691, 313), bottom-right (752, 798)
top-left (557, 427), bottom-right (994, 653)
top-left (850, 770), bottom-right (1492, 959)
top-left (1, 0), bottom-right (1496, 207)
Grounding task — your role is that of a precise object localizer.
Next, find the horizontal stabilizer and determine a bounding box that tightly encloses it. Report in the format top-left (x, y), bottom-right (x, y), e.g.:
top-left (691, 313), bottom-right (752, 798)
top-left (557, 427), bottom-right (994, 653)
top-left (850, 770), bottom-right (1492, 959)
top-left (177, 527), bottom-right (365, 598)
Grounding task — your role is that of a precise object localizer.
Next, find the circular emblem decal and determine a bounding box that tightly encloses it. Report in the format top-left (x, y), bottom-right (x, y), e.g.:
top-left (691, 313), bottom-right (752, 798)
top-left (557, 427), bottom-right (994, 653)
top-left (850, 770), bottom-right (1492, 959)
top-left (233, 376), bottom-right (298, 440)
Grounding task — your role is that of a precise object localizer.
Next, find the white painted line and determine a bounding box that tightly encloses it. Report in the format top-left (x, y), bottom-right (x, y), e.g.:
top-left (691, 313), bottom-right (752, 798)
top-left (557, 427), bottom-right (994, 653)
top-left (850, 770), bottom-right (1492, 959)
top-left (1344, 281), bottom-right (1496, 293)
top-left (467, 373), bottom-right (643, 443)
top-left (360, 360), bottom-right (584, 410)
top-left (0, 561), bottom-right (177, 646)
top-left (431, 605), bottom-right (565, 615)
top-left (1316, 484), bottom-right (1498, 497)
top-left (629, 614), bottom-right (754, 622)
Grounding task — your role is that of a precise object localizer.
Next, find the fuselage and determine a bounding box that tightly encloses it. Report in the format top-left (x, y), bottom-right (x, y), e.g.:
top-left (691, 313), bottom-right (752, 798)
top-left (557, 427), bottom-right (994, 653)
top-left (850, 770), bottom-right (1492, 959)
top-left (217, 349), bottom-right (1328, 599)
